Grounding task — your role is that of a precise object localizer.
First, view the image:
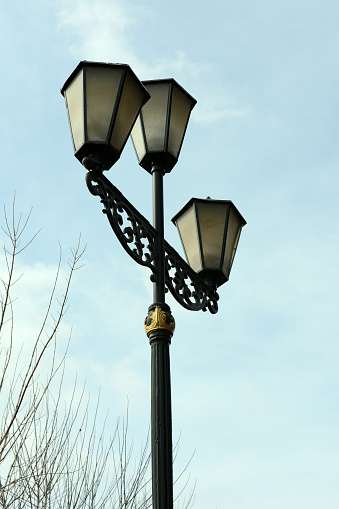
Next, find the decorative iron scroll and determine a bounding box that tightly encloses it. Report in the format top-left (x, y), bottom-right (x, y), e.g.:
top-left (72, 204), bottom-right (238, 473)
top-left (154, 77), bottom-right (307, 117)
top-left (86, 170), bottom-right (156, 274)
top-left (164, 241), bottom-right (219, 314)
top-left (85, 170), bottom-right (219, 314)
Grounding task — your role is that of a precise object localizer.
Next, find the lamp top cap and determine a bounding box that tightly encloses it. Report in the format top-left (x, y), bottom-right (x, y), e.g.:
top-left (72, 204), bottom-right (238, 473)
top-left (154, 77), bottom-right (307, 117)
top-left (60, 60), bottom-right (151, 101)
top-left (141, 78), bottom-right (197, 109)
top-left (171, 197), bottom-right (247, 226)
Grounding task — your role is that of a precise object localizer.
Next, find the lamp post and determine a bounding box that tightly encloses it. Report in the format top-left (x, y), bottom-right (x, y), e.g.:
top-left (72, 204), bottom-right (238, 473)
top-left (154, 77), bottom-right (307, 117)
top-left (61, 60), bottom-right (246, 509)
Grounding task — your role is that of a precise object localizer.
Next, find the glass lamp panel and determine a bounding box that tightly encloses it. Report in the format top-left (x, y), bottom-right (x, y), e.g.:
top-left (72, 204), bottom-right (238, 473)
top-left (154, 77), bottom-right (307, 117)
top-left (167, 83), bottom-right (195, 159)
top-left (223, 206), bottom-right (244, 278)
top-left (141, 82), bottom-right (170, 152)
top-left (197, 202), bottom-right (228, 270)
top-left (85, 66), bottom-right (123, 143)
top-left (175, 206), bottom-right (202, 273)
top-left (130, 115), bottom-right (146, 162)
top-left (64, 69), bottom-right (84, 152)
top-left (110, 71), bottom-right (148, 152)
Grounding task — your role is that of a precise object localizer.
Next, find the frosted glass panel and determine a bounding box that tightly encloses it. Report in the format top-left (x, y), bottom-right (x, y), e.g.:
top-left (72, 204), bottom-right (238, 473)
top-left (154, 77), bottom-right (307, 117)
top-left (197, 203), bottom-right (228, 269)
top-left (111, 71), bottom-right (147, 151)
top-left (141, 82), bottom-right (169, 151)
top-left (175, 206), bottom-right (202, 272)
top-left (65, 69), bottom-right (84, 152)
top-left (130, 115), bottom-right (145, 161)
top-left (168, 84), bottom-right (194, 158)
top-left (223, 206), bottom-right (243, 278)
top-left (86, 66), bottom-right (123, 142)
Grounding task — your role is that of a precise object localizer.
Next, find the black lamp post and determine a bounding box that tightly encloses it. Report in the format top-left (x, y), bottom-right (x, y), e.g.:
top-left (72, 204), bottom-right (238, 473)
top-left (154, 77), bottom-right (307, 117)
top-left (61, 60), bottom-right (246, 509)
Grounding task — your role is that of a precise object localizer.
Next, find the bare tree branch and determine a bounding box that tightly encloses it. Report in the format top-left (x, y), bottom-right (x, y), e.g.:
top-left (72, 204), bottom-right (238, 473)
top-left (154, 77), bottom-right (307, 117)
top-left (0, 201), bottom-right (194, 509)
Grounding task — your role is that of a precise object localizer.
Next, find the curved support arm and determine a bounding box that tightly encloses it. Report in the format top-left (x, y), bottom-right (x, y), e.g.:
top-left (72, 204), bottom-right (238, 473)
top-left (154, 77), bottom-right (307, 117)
top-left (85, 170), bottom-right (219, 314)
top-left (164, 242), bottom-right (219, 314)
top-left (86, 170), bottom-right (157, 274)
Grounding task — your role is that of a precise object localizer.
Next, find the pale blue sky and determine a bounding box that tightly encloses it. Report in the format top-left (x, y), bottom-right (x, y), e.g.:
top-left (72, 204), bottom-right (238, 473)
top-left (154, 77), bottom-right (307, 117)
top-left (1, 0), bottom-right (339, 507)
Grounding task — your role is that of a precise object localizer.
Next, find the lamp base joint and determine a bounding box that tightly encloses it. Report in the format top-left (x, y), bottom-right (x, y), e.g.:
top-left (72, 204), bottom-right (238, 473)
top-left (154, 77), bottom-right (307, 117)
top-left (144, 303), bottom-right (175, 339)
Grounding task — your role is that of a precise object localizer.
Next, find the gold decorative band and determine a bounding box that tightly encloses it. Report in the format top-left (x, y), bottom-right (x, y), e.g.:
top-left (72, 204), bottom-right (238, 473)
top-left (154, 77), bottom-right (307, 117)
top-left (144, 306), bottom-right (175, 338)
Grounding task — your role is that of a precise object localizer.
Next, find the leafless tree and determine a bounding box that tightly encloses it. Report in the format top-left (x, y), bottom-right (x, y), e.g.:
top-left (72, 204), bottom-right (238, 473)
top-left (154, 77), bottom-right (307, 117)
top-left (0, 201), bottom-right (194, 509)
top-left (0, 200), bottom-right (153, 508)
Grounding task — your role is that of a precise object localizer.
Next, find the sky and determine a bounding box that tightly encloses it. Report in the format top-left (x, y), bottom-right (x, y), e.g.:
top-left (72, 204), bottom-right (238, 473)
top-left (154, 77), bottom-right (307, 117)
top-left (1, 0), bottom-right (339, 507)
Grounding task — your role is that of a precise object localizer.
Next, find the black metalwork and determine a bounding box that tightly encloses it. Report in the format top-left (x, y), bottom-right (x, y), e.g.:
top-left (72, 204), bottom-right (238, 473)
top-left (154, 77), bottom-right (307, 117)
top-left (149, 164), bottom-right (174, 509)
top-left (84, 163), bottom-right (219, 509)
top-left (85, 168), bottom-right (219, 314)
top-left (164, 241), bottom-right (219, 314)
top-left (62, 64), bottom-right (235, 509)
top-left (145, 303), bottom-right (174, 509)
top-left (152, 165), bottom-right (166, 303)
top-left (150, 330), bottom-right (173, 509)
top-left (86, 169), bottom-right (157, 275)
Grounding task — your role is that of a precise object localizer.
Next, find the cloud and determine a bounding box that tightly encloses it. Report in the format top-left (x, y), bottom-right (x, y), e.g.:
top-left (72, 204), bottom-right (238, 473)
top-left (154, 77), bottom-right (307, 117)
top-left (56, 1), bottom-right (252, 128)
top-left (57, 0), bottom-right (189, 79)
top-left (57, 0), bottom-right (138, 64)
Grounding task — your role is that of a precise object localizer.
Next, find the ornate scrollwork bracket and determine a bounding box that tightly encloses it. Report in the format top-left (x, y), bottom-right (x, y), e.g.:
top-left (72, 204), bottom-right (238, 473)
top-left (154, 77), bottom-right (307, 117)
top-left (86, 170), bottom-right (157, 275)
top-left (164, 242), bottom-right (219, 314)
top-left (85, 170), bottom-right (219, 314)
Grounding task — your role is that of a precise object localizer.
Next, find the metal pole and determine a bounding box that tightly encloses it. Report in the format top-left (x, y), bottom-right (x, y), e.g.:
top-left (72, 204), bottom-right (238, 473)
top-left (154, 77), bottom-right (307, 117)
top-left (152, 165), bottom-right (166, 304)
top-left (144, 164), bottom-right (174, 509)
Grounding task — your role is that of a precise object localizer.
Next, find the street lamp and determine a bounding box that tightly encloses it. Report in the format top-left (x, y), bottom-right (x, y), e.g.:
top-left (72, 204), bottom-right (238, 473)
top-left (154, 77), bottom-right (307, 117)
top-left (61, 60), bottom-right (246, 509)
top-left (61, 61), bottom-right (150, 170)
top-left (130, 78), bottom-right (197, 173)
top-left (172, 198), bottom-right (246, 288)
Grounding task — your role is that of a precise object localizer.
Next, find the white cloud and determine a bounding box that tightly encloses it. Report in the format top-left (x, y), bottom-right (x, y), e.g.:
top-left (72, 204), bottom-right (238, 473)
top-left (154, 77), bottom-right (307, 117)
top-left (57, 0), bottom-right (138, 64)
top-left (56, 0), bottom-right (252, 128)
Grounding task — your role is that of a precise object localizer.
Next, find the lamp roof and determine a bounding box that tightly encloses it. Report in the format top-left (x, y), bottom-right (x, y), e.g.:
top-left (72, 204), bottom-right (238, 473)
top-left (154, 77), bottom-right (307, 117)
top-left (171, 197), bottom-right (247, 226)
top-left (60, 61), bottom-right (150, 103)
top-left (141, 78), bottom-right (197, 107)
